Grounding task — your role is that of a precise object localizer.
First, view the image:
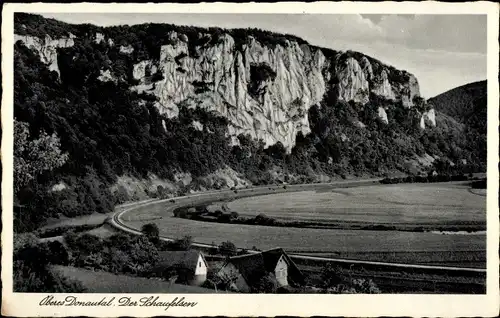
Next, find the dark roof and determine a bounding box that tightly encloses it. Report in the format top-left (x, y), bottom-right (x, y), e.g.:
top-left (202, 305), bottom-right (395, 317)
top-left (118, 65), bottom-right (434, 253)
top-left (261, 248), bottom-right (287, 272)
top-left (228, 253), bottom-right (268, 284)
top-left (155, 250), bottom-right (205, 271)
top-left (225, 248), bottom-right (305, 286)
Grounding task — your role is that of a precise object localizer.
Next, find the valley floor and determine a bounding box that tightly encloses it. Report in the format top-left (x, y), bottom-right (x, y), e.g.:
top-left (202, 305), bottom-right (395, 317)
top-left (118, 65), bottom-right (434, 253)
top-left (118, 181), bottom-right (486, 268)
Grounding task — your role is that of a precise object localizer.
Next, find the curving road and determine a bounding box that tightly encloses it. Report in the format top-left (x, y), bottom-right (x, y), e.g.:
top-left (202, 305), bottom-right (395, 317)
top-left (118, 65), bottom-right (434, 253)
top-left (109, 179), bottom-right (486, 275)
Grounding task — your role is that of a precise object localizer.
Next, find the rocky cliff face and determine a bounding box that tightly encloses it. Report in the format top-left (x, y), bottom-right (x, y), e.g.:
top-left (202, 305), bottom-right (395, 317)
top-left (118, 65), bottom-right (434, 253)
top-left (371, 69), bottom-right (396, 101)
top-left (129, 32), bottom-right (327, 151)
top-left (15, 28), bottom-right (430, 152)
top-left (420, 108), bottom-right (437, 129)
top-left (336, 57), bottom-right (369, 104)
top-left (14, 33), bottom-right (75, 75)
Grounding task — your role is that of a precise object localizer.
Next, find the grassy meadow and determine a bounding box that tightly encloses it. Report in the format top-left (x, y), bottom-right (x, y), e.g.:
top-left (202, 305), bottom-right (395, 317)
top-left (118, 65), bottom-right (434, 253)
top-left (227, 183), bottom-right (485, 230)
top-left (121, 182), bottom-right (486, 268)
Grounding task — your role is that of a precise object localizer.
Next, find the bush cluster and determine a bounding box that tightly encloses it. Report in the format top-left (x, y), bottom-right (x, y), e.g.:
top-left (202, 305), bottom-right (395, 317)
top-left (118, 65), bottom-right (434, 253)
top-left (380, 174), bottom-right (470, 184)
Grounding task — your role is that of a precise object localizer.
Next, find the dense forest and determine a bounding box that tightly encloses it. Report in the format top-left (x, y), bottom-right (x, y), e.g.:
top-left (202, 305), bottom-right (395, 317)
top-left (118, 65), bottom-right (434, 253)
top-left (13, 13), bottom-right (487, 232)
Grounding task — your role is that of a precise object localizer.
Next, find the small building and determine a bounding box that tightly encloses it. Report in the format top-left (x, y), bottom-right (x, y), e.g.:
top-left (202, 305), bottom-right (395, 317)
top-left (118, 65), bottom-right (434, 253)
top-left (216, 248), bottom-right (304, 293)
top-left (150, 250), bottom-right (208, 286)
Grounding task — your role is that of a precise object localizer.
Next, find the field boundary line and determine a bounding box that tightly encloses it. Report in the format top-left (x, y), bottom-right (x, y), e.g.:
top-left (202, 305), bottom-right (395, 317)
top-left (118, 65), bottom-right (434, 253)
top-left (109, 181), bottom-right (486, 275)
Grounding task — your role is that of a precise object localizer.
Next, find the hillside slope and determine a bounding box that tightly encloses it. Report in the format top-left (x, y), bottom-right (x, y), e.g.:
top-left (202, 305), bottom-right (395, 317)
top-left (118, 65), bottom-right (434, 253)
top-left (12, 13), bottom-right (486, 231)
top-left (428, 80), bottom-right (487, 134)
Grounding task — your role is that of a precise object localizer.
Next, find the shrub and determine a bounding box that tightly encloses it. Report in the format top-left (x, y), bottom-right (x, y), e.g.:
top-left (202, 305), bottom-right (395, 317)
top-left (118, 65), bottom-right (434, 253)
top-left (114, 185), bottom-right (130, 204)
top-left (217, 213), bottom-right (231, 223)
top-left (107, 248), bottom-right (132, 273)
top-left (254, 213), bottom-right (276, 226)
top-left (13, 233), bottom-right (39, 253)
top-left (350, 278), bottom-right (381, 294)
top-left (321, 264), bottom-right (344, 288)
top-left (141, 223), bottom-right (160, 241)
top-left (14, 260), bottom-right (86, 292)
top-left (44, 240), bottom-right (71, 265)
top-left (252, 272), bottom-right (278, 293)
top-left (218, 241), bottom-right (238, 257)
top-left (195, 205), bottom-right (208, 214)
top-left (128, 236), bottom-right (160, 273)
top-left (13, 237), bottom-right (86, 292)
top-left (230, 211), bottom-right (239, 220)
top-left (173, 208), bottom-right (189, 218)
top-left (106, 232), bottom-right (133, 250)
top-left (156, 185), bottom-right (167, 199)
top-left (320, 263), bottom-right (381, 294)
top-left (69, 233), bottom-right (104, 255)
top-left (170, 235), bottom-right (193, 251)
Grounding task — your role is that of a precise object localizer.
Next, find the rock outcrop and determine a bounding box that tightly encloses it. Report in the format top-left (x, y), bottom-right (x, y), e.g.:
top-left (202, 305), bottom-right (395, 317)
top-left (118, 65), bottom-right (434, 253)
top-left (15, 28), bottom-right (425, 152)
top-left (94, 32), bottom-right (114, 46)
top-left (372, 70), bottom-right (396, 101)
top-left (130, 32), bottom-right (327, 152)
top-left (120, 45), bottom-right (134, 54)
top-left (14, 33), bottom-right (75, 75)
top-left (401, 74), bottom-right (421, 108)
top-left (336, 57), bottom-right (369, 104)
top-left (360, 56), bottom-right (373, 81)
top-left (97, 69), bottom-right (116, 83)
top-left (377, 107), bottom-right (389, 124)
top-left (420, 108), bottom-right (436, 129)
top-left (94, 32), bottom-right (105, 44)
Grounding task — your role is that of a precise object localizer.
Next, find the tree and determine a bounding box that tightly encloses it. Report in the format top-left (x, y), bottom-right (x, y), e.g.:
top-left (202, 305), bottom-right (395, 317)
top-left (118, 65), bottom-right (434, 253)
top-left (128, 236), bottom-right (160, 275)
top-left (321, 264), bottom-right (345, 289)
top-left (44, 240), bottom-right (70, 265)
top-left (13, 238), bottom-right (86, 292)
top-left (14, 120), bottom-right (69, 194)
top-left (252, 272), bottom-right (278, 293)
top-left (218, 241), bottom-right (237, 257)
top-left (321, 263), bottom-right (381, 294)
top-left (68, 233), bottom-right (104, 255)
top-left (141, 223), bottom-right (160, 242)
top-left (170, 235), bottom-right (193, 251)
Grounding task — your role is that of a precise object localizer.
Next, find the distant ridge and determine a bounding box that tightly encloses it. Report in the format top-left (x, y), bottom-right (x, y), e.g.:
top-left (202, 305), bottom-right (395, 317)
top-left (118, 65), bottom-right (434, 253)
top-left (428, 80), bottom-right (487, 131)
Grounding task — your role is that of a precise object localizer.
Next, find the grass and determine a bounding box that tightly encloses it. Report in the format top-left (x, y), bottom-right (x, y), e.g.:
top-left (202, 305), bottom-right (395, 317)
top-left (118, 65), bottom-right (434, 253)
top-left (41, 199), bottom-right (154, 230)
top-left (291, 251), bottom-right (486, 269)
top-left (226, 183), bottom-right (486, 230)
top-left (121, 183), bottom-right (486, 268)
top-left (42, 213), bottom-right (112, 230)
top-left (300, 264), bottom-right (485, 294)
top-left (51, 265), bottom-right (222, 293)
top-left (85, 224), bottom-right (119, 239)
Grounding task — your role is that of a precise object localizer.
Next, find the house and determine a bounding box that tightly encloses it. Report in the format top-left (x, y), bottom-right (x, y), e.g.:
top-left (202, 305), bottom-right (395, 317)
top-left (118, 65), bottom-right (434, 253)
top-left (216, 248), bottom-right (304, 293)
top-left (149, 250), bottom-right (208, 286)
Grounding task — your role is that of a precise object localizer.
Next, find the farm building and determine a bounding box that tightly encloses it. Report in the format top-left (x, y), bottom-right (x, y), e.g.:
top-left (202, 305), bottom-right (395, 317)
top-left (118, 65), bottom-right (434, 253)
top-left (149, 250), bottom-right (208, 286)
top-left (215, 248), bottom-right (304, 293)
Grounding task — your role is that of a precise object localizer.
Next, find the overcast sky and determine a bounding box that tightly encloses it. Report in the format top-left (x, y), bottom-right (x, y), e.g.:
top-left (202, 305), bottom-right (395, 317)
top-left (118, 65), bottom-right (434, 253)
top-left (39, 13), bottom-right (487, 98)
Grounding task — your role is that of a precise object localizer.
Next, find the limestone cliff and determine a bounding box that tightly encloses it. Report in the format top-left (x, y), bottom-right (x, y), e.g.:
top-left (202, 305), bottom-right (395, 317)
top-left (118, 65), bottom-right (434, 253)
top-left (372, 69), bottom-right (396, 101)
top-left (124, 31), bottom-right (425, 151)
top-left (14, 27), bottom-right (429, 152)
top-left (14, 33), bottom-right (75, 75)
top-left (377, 107), bottom-right (389, 124)
top-left (420, 109), bottom-right (437, 129)
top-left (335, 57), bottom-right (369, 104)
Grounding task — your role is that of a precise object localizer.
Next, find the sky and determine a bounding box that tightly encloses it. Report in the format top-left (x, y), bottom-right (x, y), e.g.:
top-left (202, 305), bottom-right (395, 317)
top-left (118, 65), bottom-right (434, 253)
top-left (38, 13), bottom-right (487, 98)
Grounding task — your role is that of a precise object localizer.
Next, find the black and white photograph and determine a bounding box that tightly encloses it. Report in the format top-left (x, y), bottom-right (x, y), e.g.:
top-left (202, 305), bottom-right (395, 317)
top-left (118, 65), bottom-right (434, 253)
top-left (2, 2), bottom-right (499, 317)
